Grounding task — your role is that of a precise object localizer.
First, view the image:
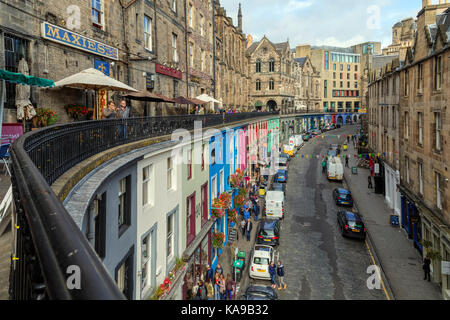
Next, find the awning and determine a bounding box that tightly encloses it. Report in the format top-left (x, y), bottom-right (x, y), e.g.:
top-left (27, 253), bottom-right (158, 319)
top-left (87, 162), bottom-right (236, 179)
top-left (174, 96), bottom-right (206, 105)
top-left (0, 68), bottom-right (55, 88)
top-left (124, 90), bottom-right (175, 103)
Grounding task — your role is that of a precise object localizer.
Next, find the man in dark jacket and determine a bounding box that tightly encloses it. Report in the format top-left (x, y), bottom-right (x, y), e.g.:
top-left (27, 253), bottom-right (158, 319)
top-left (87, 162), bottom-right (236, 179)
top-left (277, 260), bottom-right (287, 290)
top-left (195, 280), bottom-right (208, 300)
top-left (423, 256), bottom-right (431, 281)
top-left (268, 262), bottom-right (277, 289)
top-left (205, 265), bottom-right (214, 283)
top-left (245, 219), bottom-right (253, 241)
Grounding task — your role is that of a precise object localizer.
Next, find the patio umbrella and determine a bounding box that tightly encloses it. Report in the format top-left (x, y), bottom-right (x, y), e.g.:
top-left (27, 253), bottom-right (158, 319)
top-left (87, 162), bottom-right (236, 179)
top-left (54, 68), bottom-right (138, 119)
top-left (196, 94), bottom-right (222, 112)
top-left (16, 58), bottom-right (36, 125)
top-left (123, 90), bottom-right (175, 103)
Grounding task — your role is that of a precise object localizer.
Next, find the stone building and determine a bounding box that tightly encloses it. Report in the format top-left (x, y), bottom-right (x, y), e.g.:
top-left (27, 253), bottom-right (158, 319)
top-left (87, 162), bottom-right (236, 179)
top-left (396, 0), bottom-right (450, 299)
top-left (214, 1), bottom-right (249, 111)
top-left (247, 35), bottom-right (295, 114)
top-left (368, 58), bottom-right (402, 218)
top-left (293, 55), bottom-right (321, 112)
top-left (0, 0), bottom-right (199, 125)
top-left (186, 0), bottom-right (215, 100)
top-left (382, 17), bottom-right (417, 61)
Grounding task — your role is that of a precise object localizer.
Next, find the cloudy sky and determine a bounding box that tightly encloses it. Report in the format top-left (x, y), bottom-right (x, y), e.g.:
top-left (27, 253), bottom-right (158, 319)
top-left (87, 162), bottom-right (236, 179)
top-left (219, 0), bottom-right (423, 48)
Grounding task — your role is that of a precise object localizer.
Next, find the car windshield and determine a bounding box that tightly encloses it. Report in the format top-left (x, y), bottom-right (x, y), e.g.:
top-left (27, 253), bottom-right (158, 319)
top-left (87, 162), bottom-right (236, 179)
top-left (348, 221), bottom-right (363, 229)
top-left (253, 257), bottom-right (269, 265)
top-left (328, 150), bottom-right (337, 157)
top-left (261, 228), bottom-right (275, 237)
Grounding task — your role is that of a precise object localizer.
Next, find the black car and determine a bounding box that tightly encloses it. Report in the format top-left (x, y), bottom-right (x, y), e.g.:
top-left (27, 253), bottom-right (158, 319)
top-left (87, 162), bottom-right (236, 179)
top-left (337, 211), bottom-right (366, 240)
top-left (333, 188), bottom-right (354, 207)
top-left (243, 285), bottom-right (278, 300)
top-left (257, 219), bottom-right (281, 246)
top-left (271, 183), bottom-right (286, 194)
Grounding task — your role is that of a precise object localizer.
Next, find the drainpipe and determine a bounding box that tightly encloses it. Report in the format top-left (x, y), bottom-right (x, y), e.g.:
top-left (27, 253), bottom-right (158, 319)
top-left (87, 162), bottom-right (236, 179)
top-left (212, 0), bottom-right (216, 99)
top-left (120, 0), bottom-right (133, 86)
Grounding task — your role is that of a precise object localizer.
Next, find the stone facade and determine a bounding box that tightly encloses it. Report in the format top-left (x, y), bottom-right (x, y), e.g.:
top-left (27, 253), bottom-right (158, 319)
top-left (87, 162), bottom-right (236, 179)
top-left (214, 2), bottom-right (250, 111)
top-left (293, 55), bottom-right (321, 112)
top-left (371, 0), bottom-right (450, 300)
top-left (382, 17), bottom-right (416, 61)
top-left (247, 36), bottom-right (295, 114)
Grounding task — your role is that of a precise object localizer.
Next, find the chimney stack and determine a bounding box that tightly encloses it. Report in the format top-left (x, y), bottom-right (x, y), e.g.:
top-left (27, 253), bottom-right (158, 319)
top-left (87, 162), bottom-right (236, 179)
top-left (238, 3), bottom-right (242, 32)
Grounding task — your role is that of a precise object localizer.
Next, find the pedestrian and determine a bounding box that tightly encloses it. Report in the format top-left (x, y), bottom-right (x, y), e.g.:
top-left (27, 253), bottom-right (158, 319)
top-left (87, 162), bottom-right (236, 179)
top-left (368, 175), bottom-right (373, 189)
top-left (118, 99), bottom-right (130, 139)
top-left (214, 272), bottom-right (220, 300)
top-left (205, 265), bottom-right (214, 283)
top-left (205, 278), bottom-right (214, 300)
top-left (102, 100), bottom-right (117, 119)
top-left (277, 260), bottom-right (287, 290)
top-left (423, 255), bottom-right (431, 281)
top-left (268, 261), bottom-right (277, 289)
top-left (322, 159), bottom-right (327, 173)
top-left (241, 218), bottom-right (246, 236)
top-left (215, 263), bottom-right (223, 276)
top-left (195, 280), bottom-right (208, 300)
top-left (246, 218), bottom-right (253, 241)
top-left (243, 207), bottom-right (250, 222)
top-left (345, 156), bottom-right (349, 168)
top-left (347, 135), bottom-right (350, 143)
top-left (219, 274), bottom-right (226, 300)
top-left (225, 274), bottom-right (235, 300)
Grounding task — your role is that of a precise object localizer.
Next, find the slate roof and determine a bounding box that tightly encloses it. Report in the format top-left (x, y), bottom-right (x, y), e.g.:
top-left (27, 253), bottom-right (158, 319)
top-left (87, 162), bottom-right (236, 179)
top-left (310, 45), bottom-right (354, 53)
top-left (246, 41), bottom-right (260, 54)
top-left (294, 57), bottom-right (307, 67)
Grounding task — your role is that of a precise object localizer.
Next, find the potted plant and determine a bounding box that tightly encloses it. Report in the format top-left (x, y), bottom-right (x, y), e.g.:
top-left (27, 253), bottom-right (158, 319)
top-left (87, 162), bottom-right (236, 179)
top-left (212, 231), bottom-right (225, 250)
top-left (65, 104), bottom-right (89, 121)
top-left (32, 108), bottom-right (58, 127)
top-left (228, 208), bottom-right (238, 227)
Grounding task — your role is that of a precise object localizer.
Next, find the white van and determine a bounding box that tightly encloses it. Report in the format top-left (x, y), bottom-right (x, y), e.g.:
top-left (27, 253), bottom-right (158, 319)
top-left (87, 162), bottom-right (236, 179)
top-left (327, 156), bottom-right (344, 181)
top-left (265, 191), bottom-right (285, 219)
top-left (276, 157), bottom-right (288, 171)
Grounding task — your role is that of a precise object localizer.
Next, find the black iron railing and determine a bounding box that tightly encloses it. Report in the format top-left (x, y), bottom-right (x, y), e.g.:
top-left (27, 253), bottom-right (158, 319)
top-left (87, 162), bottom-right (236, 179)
top-left (9, 111), bottom-right (277, 300)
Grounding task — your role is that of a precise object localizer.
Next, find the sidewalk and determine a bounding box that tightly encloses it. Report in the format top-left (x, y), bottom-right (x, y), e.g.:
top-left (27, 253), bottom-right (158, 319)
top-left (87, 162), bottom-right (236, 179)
top-left (343, 144), bottom-right (442, 300)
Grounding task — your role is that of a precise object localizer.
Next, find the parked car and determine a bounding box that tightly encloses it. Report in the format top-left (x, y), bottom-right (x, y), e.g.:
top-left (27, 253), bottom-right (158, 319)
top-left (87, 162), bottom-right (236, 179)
top-left (271, 182), bottom-right (286, 195)
top-left (274, 170), bottom-right (288, 183)
top-left (333, 188), bottom-right (354, 207)
top-left (311, 129), bottom-right (321, 136)
top-left (276, 157), bottom-right (288, 171)
top-left (249, 245), bottom-right (275, 280)
top-left (256, 219), bottom-right (281, 246)
top-left (337, 211), bottom-right (366, 240)
top-left (243, 285), bottom-right (278, 300)
top-left (280, 152), bottom-right (290, 163)
top-left (265, 190), bottom-right (285, 220)
top-left (327, 149), bottom-right (338, 158)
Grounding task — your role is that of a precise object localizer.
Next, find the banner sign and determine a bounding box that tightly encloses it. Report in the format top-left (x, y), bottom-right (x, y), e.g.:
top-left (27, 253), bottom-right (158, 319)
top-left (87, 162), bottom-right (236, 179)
top-left (94, 59), bottom-right (110, 76)
top-left (1, 123), bottom-right (23, 143)
top-left (41, 22), bottom-right (119, 60)
top-left (156, 63), bottom-right (182, 80)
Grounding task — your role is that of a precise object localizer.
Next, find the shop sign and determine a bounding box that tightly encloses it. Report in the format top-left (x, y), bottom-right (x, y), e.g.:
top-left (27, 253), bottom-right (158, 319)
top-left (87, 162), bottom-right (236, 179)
top-left (442, 261), bottom-right (450, 275)
top-left (156, 63), bottom-right (182, 80)
top-left (41, 22), bottom-right (118, 60)
top-left (94, 59), bottom-right (110, 76)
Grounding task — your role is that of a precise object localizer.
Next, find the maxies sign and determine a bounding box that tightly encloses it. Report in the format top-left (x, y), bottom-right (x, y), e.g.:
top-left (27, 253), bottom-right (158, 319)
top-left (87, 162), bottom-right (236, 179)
top-left (41, 22), bottom-right (119, 61)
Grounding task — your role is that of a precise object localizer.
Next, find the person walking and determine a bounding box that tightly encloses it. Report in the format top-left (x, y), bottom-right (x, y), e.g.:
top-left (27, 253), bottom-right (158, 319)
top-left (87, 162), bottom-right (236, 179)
top-left (277, 260), bottom-right (287, 290)
top-left (241, 218), bottom-right (246, 237)
top-left (225, 274), bottom-right (235, 300)
top-left (345, 156), bottom-right (349, 168)
top-left (243, 206), bottom-right (250, 222)
top-left (252, 197), bottom-right (260, 221)
top-left (205, 279), bottom-right (214, 300)
top-left (423, 255), bottom-right (431, 281)
top-left (246, 218), bottom-right (253, 242)
top-left (368, 175), bottom-right (373, 189)
top-left (195, 280), bottom-right (208, 300)
top-left (205, 265), bottom-right (214, 283)
top-left (322, 159), bottom-right (327, 173)
top-left (215, 263), bottom-right (223, 276)
top-left (218, 274), bottom-right (226, 300)
top-left (214, 272), bottom-right (220, 300)
top-left (269, 261), bottom-right (277, 289)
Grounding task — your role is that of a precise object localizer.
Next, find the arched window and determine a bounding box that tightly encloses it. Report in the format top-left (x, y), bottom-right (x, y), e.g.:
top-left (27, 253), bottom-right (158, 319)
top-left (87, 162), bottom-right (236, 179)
top-left (255, 60), bottom-right (261, 73)
top-left (269, 58), bottom-right (275, 72)
top-left (256, 79), bottom-right (261, 91)
top-left (269, 78), bottom-right (275, 90)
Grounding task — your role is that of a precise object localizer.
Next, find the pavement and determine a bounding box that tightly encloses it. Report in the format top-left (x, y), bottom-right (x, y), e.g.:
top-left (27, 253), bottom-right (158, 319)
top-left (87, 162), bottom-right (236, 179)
top-left (343, 139), bottom-right (443, 300)
top-left (0, 170), bottom-right (11, 300)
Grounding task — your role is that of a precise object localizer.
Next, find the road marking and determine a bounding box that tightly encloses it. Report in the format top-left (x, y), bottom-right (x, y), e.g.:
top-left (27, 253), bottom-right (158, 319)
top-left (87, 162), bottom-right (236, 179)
top-left (365, 240), bottom-right (391, 300)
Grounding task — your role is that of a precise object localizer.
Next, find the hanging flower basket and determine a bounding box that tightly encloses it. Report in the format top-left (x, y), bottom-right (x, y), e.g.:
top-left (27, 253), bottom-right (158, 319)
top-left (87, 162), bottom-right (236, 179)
top-left (230, 169), bottom-right (245, 189)
top-left (234, 194), bottom-right (245, 209)
top-left (212, 231), bottom-right (225, 249)
top-left (211, 198), bottom-right (225, 219)
top-left (227, 209), bottom-right (238, 224)
top-left (218, 192), bottom-right (232, 210)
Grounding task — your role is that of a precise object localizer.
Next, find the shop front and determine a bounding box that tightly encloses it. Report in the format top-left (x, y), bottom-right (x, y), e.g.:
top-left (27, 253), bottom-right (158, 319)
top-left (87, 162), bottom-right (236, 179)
top-left (400, 192), bottom-right (423, 253)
